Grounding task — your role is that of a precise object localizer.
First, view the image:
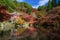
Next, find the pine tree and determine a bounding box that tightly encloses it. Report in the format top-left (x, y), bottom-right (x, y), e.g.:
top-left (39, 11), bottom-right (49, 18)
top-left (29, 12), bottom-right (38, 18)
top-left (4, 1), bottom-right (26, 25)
top-left (58, 0), bottom-right (60, 6)
top-left (47, 0), bottom-right (57, 10)
top-left (52, 0), bottom-right (56, 7)
top-left (47, 0), bottom-right (52, 10)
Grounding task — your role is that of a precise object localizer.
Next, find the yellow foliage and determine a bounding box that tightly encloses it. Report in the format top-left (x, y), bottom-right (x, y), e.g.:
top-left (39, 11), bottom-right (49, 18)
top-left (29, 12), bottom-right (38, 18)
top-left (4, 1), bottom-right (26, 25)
top-left (16, 17), bottom-right (25, 24)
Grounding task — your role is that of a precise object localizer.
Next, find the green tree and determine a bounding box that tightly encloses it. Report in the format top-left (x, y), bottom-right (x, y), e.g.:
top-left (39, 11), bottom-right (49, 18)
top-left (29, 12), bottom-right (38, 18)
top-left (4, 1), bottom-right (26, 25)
top-left (13, 0), bottom-right (19, 6)
top-left (47, 0), bottom-right (52, 10)
top-left (0, 0), bottom-right (18, 12)
top-left (47, 0), bottom-right (57, 10)
top-left (16, 2), bottom-right (32, 14)
top-left (51, 0), bottom-right (56, 7)
top-left (38, 6), bottom-right (46, 11)
top-left (58, 0), bottom-right (60, 6)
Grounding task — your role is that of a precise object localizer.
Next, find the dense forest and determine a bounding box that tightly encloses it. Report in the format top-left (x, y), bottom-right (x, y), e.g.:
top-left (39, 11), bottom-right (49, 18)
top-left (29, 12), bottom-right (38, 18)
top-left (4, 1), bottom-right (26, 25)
top-left (0, 0), bottom-right (60, 40)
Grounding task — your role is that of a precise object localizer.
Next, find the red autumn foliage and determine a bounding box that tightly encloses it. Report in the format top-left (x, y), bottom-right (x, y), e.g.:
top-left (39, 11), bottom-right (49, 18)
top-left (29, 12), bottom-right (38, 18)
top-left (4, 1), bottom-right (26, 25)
top-left (38, 6), bottom-right (60, 39)
top-left (22, 13), bottom-right (36, 24)
top-left (39, 6), bottom-right (60, 28)
top-left (0, 5), bottom-right (11, 22)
